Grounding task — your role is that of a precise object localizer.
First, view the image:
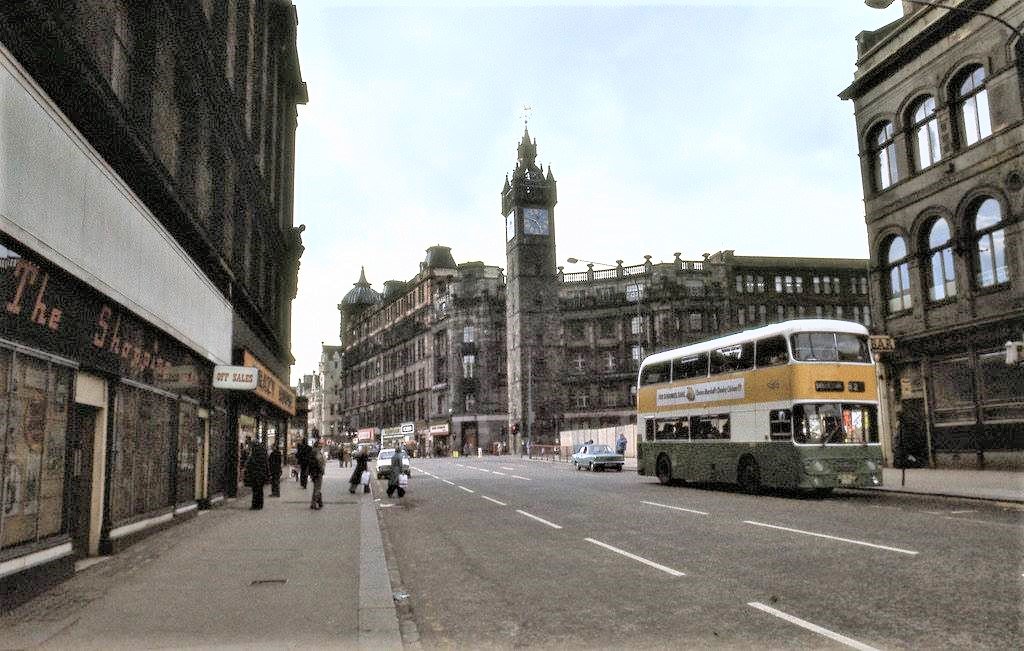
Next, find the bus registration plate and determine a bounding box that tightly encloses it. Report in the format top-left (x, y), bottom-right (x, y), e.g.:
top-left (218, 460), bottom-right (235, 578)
top-left (838, 472), bottom-right (857, 486)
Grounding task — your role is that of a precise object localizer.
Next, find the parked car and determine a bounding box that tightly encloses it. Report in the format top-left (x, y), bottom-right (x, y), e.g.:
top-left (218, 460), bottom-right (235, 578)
top-left (571, 444), bottom-right (624, 472)
top-left (376, 448), bottom-right (411, 479)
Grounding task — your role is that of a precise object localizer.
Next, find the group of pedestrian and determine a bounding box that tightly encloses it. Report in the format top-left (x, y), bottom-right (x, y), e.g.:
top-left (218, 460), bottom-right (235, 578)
top-left (241, 438), bottom-right (283, 510)
top-left (245, 437), bottom-right (409, 513)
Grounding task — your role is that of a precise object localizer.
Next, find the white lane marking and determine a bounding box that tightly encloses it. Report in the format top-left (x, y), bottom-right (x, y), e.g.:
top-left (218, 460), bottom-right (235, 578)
top-left (516, 510), bottom-right (562, 529)
top-left (492, 471), bottom-right (507, 476)
top-left (458, 485), bottom-right (475, 493)
top-left (501, 467), bottom-right (515, 471)
top-left (744, 521), bottom-right (919, 556)
top-left (441, 480), bottom-right (455, 486)
top-left (510, 475), bottom-right (531, 481)
top-left (949, 510), bottom-right (977, 515)
top-left (585, 538), bottom-right (684, 577)
top-left (481, 495), bottom-right (507, 506)
top-left (748, 602), bottom-right (880, 651)
top-left (454, 463), bottom-right (465, 467)
top-left (641, 500), bottom-right (709, 516)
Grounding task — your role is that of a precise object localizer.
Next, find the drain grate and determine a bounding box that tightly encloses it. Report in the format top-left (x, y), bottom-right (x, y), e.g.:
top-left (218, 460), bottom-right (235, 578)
top-left (250, 579), bottom-right (287, 586)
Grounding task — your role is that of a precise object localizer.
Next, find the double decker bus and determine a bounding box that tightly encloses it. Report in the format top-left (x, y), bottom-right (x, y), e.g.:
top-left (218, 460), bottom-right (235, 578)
top-left (636, 319), bottom-right (883, 494)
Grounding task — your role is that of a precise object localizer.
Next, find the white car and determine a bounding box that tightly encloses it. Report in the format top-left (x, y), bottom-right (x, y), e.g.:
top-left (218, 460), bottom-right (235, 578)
top-left (376, 448), bottom-right (411, 479)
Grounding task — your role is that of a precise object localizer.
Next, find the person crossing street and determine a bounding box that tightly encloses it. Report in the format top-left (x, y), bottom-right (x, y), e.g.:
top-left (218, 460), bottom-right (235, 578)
top-left (309, 440), bottom-right (326, 510)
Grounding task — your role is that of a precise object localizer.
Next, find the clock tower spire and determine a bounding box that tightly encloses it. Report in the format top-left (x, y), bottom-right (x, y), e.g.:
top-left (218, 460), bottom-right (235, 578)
top-left (502, 127), bottom-right (562, 453)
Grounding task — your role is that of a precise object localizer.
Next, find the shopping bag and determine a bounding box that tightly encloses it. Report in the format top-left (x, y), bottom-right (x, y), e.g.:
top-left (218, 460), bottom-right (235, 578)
top-left (361, 470), bottom-right (370, 486)
top-left (398, 473), bottom-right (409, 488)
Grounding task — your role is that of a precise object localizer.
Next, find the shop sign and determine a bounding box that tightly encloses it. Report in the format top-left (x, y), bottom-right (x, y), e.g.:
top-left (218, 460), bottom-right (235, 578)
top-left (0, 236), bottom-right (210, 397)
top-left (429, 423), bottom-right (449, 435)
top-left (357, 427), bottom-right (376, 441)
top-left (212, 365), bottom-right (259, 390)
top-left (242, 351), bottom-right (296, 416)
top-left (870, 335), bottom-right (896, 354)
top-left (400, 422), bottom-right (415, 435)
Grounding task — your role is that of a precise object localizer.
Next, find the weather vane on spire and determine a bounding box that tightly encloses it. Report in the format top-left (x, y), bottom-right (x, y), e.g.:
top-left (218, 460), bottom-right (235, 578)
top-left (521, 104), bottom-right (533, 127)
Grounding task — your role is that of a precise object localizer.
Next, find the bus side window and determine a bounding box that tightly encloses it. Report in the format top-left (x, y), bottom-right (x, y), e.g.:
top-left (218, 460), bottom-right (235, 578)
top-left (640, 361), bottom-right (670, 385)
top-left (645, 419), bottom-right (655, 441)
top-left (756, 336), bottom-right (789, 367)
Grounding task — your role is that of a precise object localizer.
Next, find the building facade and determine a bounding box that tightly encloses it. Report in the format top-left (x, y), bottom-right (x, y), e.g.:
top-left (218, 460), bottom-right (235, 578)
top-left (841, 0), bottom-right (1023, 469)
top-left (316, 130), bottom-right (872, 459)
top-left (0, 1), bottom-right (305, 609)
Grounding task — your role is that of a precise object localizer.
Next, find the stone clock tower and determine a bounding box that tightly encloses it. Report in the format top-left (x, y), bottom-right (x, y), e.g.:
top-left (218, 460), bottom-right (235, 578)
top-left (502, 128), bottom-right (563, 450)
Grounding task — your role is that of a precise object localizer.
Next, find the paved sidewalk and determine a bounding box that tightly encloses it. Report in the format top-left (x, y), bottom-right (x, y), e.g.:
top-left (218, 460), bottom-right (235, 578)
top-left (0, 463), bottom-right (402, 649)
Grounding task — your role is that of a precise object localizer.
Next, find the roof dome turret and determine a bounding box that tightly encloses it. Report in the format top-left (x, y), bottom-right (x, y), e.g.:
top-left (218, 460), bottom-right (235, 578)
top-left (340, 267), bottom-right (382, 307)
top-left (382, 280), bottom-right (408, 301)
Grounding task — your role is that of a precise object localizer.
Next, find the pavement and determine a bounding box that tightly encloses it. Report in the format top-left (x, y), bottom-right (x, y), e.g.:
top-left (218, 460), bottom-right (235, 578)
top-left (0, 462), bottom-right (404, 650)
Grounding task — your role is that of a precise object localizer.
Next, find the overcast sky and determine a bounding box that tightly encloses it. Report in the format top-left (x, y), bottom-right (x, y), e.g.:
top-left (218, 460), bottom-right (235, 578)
top-left (288, 0), bottom-right (904, 383)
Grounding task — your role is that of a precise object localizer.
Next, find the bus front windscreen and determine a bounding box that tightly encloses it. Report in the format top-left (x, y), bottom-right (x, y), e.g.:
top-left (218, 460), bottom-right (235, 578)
top-left (793, 403), bottom-right (878, 444)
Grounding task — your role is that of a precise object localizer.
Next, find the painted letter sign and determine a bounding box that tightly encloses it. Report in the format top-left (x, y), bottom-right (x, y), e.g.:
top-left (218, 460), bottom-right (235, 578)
top-left (213, 365), bottom-right (259, 390)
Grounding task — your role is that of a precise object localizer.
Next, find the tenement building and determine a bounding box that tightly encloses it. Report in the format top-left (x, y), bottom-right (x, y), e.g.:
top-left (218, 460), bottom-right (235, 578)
top-left (0, 2), bottom-right (305, 608)
top-left (335, 255), bottom-right (508, 456)
top-left (321, 127), bottom-right (872, 458)
top-left (841, 0), bottom-right (1023, 469)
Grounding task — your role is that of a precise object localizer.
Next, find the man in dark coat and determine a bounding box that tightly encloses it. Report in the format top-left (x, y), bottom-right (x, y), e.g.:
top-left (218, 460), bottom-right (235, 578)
top-left (349, 446), bottom-right (370, 494)
top-left (296, 438), bottom-right (312, 489)
top-left (386, 445), bottom-right (407, 499)
top-left (268, 444), bottom-right (282, 497)
top-left (244, 440), bottom-right (269, 510)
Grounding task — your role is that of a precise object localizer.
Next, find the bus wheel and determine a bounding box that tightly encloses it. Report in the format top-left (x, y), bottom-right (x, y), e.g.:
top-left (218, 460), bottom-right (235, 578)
top-left (737, 457), bottom-right (761, 494)
top-left (656, 454), bottom-right (672, 485)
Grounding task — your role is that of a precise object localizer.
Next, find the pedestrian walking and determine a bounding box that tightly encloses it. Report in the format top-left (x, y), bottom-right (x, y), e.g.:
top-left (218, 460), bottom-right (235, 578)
top-left (243, 439), bottom-right (268, 510)
top-left (296, 438), bottom-right (312, 489)
top-left (268, 443), bottom-right (282, 497)
top-left (341, 445), bottom-right (351, 468)
top-left (386, 444), bottom-right (407, 499)
top-left (526, 439), bottom-right (532, 459)
top-left (349, 446), bottom-right (370, 494)
top-left (615, 432), bottom-right (627, 455)
top-left (309, 440), bottom-right (326, 510)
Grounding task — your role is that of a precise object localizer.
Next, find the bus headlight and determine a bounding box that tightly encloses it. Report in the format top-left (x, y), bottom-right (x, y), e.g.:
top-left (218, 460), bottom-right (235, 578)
top-left (803, 459), bottom-right (826, 474)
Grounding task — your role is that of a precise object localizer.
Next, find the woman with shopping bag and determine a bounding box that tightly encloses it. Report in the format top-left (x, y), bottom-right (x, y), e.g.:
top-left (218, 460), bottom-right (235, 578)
top-left (386, 444), bottom-right (408, 499)
top-left (348, 445), bottom-right (370, 494)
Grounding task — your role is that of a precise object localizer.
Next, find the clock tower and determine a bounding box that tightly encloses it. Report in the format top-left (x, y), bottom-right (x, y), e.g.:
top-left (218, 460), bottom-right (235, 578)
top-left (502, 127), bottom-right (562, 451)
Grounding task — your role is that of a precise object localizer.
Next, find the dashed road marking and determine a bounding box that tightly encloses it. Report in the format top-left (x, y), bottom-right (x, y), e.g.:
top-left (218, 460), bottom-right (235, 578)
top-left (510, 475), bottom-right (531, 481)
top-left (492, 471), bottom-right (507, 476)
top-left (501, 467), bottom-right (515, 471)
top-left (641, 500), bottom-right (709, 516)
top-left (458, 485), bottom-right (475, 493)
top-left (481, 495), bottom-right (507, 506)
top-left (441, 480), bottom-right (455, 486)
top-left (585, 538), bottom-right (684, 577)
top-left (516, 510), bottom-right (562, 529)
top-left (744, 521), bottom-right (919, 555)
top-left (748, 602), bottom-right (880, 651)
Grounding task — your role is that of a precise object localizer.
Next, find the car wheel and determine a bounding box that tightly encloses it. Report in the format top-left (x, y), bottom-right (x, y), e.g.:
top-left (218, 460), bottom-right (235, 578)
top-left (616, 466), bottom-right (622, 472)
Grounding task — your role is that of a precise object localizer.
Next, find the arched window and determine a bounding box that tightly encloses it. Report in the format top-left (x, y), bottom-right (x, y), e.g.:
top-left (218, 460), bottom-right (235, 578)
top-left (973, 198), bottom-right (1009, 287)
top-left (911, 96), bottom-right (941, 170)
top-left (886, 236), bottom-right (912, 313)
top-left (871, 121), bottom-right (898, 190)
top-left (956, 66), bottom-right (992, 146)
top-left (926, 218), bottom-right (956, 301)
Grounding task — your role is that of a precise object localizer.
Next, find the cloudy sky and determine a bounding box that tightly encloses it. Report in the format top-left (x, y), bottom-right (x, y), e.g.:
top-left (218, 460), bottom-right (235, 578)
top-left (289, 0), bottom-right (904, 382)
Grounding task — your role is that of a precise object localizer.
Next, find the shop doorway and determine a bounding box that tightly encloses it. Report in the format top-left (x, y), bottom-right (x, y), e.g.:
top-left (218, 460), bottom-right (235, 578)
top-left (67, 404), bottom-right (98, 557)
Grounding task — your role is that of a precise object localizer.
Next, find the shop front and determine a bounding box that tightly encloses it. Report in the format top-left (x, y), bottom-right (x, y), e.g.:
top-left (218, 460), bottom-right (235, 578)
top-left (0, 235), bottom-right (221, 606)
top-left (0, 47), bottom-right (231, 609)
top-left (225, 351), bottom-right (295, 497)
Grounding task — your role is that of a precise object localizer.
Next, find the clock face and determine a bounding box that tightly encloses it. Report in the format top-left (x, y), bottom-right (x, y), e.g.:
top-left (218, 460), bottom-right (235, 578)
top-left (522, 207), bottom-right (549, 235)
top-left (506, 211), bottom-right (516, 242)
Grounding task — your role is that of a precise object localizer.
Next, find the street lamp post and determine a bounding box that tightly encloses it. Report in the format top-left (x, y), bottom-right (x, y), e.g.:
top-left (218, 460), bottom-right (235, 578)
top-left (566, 257), bottom-right (650, 358)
